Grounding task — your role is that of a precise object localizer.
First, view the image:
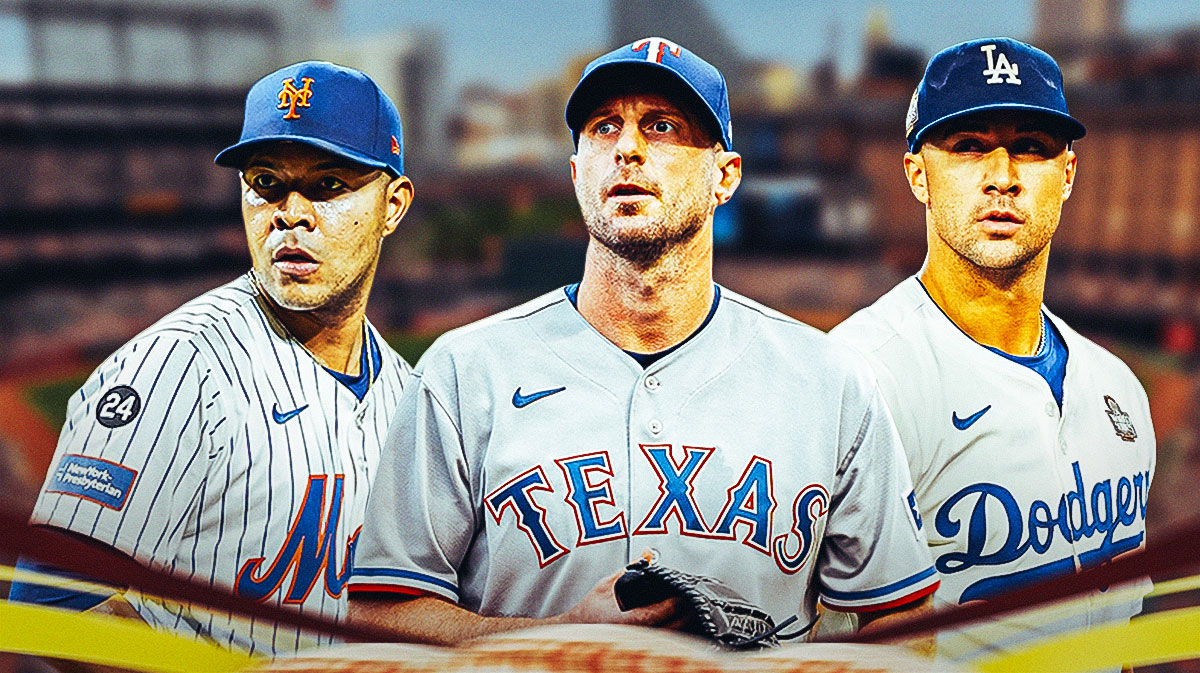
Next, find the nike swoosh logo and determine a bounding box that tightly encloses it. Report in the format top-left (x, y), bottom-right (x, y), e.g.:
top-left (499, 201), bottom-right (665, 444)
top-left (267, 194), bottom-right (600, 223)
top-left (512, 386), bottom-right (566, 408)
top-left (272, 403), bottom-right (309, 424)
top-left (952, 405), bottom-right (992, 431)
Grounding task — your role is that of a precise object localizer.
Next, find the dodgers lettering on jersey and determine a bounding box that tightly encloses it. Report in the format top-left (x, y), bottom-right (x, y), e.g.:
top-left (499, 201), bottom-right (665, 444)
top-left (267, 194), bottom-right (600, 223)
top-left (831, 277), bottom-right (1155, 661)
top-left (29, 274), bottom-right (410, 656)
top-left (350, 286), bottom-right (938, 627)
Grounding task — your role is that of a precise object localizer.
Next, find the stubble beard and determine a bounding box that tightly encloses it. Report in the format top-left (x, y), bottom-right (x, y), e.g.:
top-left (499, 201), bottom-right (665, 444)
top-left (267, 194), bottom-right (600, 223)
top-left (582, 194), bottom-right (709, 269)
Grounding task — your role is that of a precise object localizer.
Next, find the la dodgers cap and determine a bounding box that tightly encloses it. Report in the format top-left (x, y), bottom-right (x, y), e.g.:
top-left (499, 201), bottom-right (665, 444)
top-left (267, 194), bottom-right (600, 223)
top-left (565, 37), bottom-right (733, 150)
top-left (906, 37), bottom-right (1085, 153)
top-left (216, 60), bottom-right (404, 175)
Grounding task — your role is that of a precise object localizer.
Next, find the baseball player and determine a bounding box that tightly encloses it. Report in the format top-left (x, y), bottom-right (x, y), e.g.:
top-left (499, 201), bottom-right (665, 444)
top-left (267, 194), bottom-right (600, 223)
top-left (347, 38), bottom-right (938, 646)
top-left (830, 38), bottom-right (1155, 661)
top-left (9, 61), bottom-right (413, 655)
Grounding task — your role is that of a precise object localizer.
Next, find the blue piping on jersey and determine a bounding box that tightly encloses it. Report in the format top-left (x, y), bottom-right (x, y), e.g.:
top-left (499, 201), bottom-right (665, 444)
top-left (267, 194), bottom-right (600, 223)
top-left (323, 330), bottom-right (382, 401)
top-left (350, 567), bottom-right (459, 595)
top-left (820, 565), bottom-right (937, 601)
top-left (563, 283), bottom-right (722, 368)
top-left (8, 557), bottom-right (113, 611)
top-left (915, 278), bottom-right (1068, 408)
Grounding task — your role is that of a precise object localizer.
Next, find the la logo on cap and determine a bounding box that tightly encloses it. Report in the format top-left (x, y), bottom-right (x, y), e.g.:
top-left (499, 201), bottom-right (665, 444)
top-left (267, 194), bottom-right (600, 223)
top-left (632, 37), bottom-right (681, 63)
top-left (277, 76), bottom-right (315, 119)
top-left (981, 44), bottom-right (1021, 84)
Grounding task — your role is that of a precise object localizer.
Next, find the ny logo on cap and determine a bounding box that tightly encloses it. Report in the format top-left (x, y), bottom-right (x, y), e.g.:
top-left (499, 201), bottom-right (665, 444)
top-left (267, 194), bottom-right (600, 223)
top-left (632, 37), bottom-right (681, 64)
top-left (980, 44), bottom-right (1021, 85)
top-left (277, 77), bottom-right (315, 120)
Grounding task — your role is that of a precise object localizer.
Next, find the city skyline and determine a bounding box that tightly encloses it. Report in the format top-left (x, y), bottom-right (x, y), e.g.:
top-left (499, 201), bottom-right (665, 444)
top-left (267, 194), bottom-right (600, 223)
top-left (342, 0), bottom-right (1200, 94)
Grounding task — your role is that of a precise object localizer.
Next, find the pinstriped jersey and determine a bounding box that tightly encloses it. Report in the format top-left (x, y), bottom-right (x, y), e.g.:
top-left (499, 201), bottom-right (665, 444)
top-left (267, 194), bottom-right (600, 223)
top-left (349, 286), bottom-right (938, 629)
top-left (30, 273), bottom-right (410, 655)
top-left (831, 277), bottom-right (1155, 662)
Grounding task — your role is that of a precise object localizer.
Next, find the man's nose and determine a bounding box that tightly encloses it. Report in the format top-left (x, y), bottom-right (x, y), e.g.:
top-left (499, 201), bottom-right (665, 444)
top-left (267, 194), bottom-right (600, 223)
top-left (982, 147), bottom-right (1021, 196)
top-left (273, 191), bottom-right (317, 231)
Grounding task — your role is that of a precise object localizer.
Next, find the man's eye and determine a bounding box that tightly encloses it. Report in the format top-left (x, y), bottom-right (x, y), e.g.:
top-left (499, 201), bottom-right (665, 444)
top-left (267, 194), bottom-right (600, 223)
top-left (1012, 139), bottom-right (1050, 156)
top-left (249, 173), bottom-right (280, 190)
top-left (650, 120), bottom-right (675, 133)
top-left (950, 139), bottom-right (985, 153)
top-left (595, 121), bottom-right (618, 135)
top-left (319, 177), bottom-right (347, 191)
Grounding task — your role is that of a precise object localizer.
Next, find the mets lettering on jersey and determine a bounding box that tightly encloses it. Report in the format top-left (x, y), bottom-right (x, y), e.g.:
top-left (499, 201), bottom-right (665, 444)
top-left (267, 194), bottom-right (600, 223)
top-left (235, 474), bottom-right (360, 603)
top-left (30, 274), bottom-right (410, 656)
top-left (350, 287), bottom-right (939, 626)
top-left (831, 277), bottom-right (1155, 659)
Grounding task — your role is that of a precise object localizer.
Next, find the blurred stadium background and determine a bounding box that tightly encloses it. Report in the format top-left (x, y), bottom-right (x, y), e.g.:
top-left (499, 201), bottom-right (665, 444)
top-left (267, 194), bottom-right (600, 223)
top-left (2, 0), bottom-right (1200, 670)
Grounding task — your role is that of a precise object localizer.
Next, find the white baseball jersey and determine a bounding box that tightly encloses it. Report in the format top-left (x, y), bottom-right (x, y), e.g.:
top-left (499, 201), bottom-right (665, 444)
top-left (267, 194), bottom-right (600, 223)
top-left (349, 286), bottom-right (938, 629)
top-left (831, 277), bottom-right (1155, 660)
top-left (30, 273), bottom-right (410, 655)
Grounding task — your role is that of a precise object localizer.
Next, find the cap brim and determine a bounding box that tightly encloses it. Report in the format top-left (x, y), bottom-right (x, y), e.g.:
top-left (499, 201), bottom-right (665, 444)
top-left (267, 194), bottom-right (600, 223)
top-left (909, 103), bottom-right (1086, 152)
top-left (565, 61), bottom-right (727, 149)
top-left (215, 136), bottom-right (398, 175)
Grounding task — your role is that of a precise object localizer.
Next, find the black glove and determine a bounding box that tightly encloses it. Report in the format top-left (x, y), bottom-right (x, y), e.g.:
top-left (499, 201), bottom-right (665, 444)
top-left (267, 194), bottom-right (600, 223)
top-left (614, 559), bottom-right (798, 650)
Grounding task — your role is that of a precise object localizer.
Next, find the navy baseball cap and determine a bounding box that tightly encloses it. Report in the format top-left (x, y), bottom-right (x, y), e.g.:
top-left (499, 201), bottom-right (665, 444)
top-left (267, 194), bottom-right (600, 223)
top-left (906, 38), bottom-right (1085, 153)
top-left (565, 37), bottom-right (732, 150)
top-left (216, 61), bottom-right (404, 175)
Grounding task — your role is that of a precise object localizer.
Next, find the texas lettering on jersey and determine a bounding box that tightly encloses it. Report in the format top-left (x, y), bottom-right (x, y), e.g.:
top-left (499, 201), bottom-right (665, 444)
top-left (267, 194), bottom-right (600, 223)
top-left (236, 474), bottom-right (361, 603)
top-left (934, 461), bottom-right (1150, 602)
top-left (484, 444), bottom-right (832, 574)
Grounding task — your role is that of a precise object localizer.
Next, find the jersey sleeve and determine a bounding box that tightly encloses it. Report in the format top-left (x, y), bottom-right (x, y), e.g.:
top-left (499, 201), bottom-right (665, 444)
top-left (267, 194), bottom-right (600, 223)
top-left (815, 374), bottom-right (939, 612)
top-left (30, 334), bottom-right (219, 569)
top-left (348, 369), bottom-right (476, 602)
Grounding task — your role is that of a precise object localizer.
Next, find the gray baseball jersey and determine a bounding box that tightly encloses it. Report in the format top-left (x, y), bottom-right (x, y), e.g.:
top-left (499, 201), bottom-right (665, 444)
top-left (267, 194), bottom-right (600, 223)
top-left (349, 286), bottom-right (938, 628)
top-left (831, 277), bottom-right (1155, 660)
top-left (30, 273), bottom-right (410, 655)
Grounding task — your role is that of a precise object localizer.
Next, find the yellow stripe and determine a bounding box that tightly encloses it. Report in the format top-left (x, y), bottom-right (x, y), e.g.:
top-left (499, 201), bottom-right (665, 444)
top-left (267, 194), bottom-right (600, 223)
top-left (0, 601), bottom-right (260, 673)
top-left (973, 606), bottom-right (1200, 673)
top-left (0, 563), bottom-right (118, 596)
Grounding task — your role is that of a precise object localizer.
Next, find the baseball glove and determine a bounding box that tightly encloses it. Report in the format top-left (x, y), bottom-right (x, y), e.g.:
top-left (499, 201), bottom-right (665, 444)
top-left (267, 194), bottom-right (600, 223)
top-left (613, 559), bottom-right (800, 650)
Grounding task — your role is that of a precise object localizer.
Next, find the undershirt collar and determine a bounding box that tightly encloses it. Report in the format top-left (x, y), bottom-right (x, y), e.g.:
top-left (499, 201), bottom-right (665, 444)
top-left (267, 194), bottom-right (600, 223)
top-left (563, 283), bottom-right (722, 368)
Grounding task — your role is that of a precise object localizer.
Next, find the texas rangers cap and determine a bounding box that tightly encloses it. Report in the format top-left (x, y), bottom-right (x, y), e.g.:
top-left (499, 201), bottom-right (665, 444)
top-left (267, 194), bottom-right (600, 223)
top-left (906, 37), bottom-right (1085, 153)
top-left (565, 37), bottom-right (733, 150)
top-left (216, 60), bottom-right (404, 175)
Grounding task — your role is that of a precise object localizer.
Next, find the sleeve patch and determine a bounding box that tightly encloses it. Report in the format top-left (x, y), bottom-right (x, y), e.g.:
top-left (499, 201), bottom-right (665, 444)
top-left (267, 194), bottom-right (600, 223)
top-left (47, 454), bottom-right (138, 510)
top-left (95, 385), bottom-right (142, 428)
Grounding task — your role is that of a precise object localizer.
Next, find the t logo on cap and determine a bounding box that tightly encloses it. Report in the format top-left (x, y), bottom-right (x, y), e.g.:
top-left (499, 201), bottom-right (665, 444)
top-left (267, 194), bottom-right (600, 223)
top-left (981, 44), bottom-right (1021, 85)
top-left (632, 37), bottom-right (681, 64)
top-left (278, 77), bottom-right (315, 120)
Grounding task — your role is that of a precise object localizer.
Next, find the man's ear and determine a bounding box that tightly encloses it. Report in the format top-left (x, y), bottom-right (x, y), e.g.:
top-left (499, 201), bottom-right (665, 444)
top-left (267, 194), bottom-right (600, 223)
top-left (1061, 148), bottom-right (1077, 202)
top-left (904, 152), bottom-right (929, 205)
top-left (383, 175), bottom-right (414, 238)
top-left (714, 150), bottom-right (742, 206)
top-left (569, 155), bottom-right (577, 183)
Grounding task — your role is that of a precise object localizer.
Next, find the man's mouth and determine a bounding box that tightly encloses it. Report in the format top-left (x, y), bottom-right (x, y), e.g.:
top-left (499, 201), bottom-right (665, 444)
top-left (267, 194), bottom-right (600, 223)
top-left (272, 247), bottom-right (319, 276)
top-left (606, 183), bottom-right (657, 202)
top-left (979, 209), bottom-right (1025, 235)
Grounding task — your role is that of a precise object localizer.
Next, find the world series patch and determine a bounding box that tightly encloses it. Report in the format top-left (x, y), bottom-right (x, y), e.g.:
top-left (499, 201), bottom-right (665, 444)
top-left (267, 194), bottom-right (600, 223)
top-left (1104, 395), bottom-right (1137, 442)
top-left (47, 454), bottom-right (138, 510)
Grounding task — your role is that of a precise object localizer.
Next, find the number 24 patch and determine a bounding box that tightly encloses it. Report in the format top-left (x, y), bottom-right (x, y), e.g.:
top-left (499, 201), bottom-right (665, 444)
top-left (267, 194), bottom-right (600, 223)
top-left (96, 385), bottom-right (142, 428)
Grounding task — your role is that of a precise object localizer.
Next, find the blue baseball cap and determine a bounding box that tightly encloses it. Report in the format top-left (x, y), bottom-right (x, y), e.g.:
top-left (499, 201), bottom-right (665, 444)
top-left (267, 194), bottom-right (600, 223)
top-left (216, 61), bottom-right (404, 175)
top-left (906, 38), bottom-right (1085, 153)
top-left (565, 37), bottom-right (732, 150)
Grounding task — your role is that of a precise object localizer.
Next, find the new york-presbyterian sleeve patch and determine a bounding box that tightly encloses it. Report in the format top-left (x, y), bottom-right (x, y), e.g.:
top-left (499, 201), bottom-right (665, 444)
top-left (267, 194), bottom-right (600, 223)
top-left (47, 454), bottom-right (138, 510)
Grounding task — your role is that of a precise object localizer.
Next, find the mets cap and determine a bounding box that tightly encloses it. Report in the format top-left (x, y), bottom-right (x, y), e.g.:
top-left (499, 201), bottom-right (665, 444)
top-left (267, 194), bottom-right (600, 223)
top-left (216, 60), bottom-right (404, 175)
top-left (906, 37), bottom-right (1085, 153)
top-left (565, 37), bottom-right (733, 150)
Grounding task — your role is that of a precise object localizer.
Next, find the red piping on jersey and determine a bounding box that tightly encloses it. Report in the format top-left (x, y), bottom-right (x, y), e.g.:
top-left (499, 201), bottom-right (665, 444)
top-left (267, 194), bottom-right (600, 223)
top-left (345, 584), bottom-right (435, 598)
top-left (822, 580), bottom-right (939, 613)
